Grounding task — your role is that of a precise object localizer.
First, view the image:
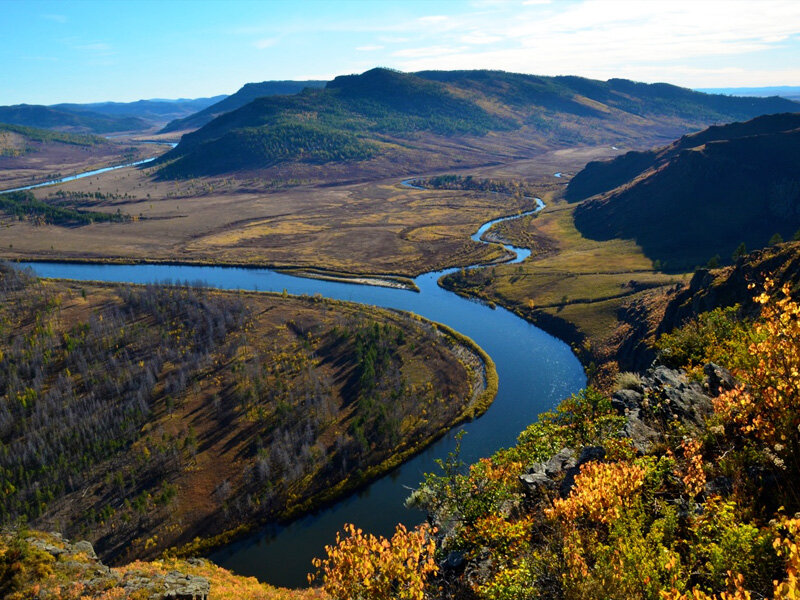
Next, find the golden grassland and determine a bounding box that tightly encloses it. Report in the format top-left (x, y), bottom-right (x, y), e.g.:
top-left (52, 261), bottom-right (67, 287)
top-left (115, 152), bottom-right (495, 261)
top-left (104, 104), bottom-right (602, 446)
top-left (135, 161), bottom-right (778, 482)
top-left (0, 139), bottom-right (169, 190)
top-left (0, 147), bottom-right (618, 278)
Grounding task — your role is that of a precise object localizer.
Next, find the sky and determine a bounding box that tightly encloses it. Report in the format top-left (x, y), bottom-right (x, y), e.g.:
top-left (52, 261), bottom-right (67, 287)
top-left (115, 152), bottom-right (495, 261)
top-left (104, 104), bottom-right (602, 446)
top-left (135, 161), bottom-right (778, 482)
top-left (2, 0), bottom-right (800, 105)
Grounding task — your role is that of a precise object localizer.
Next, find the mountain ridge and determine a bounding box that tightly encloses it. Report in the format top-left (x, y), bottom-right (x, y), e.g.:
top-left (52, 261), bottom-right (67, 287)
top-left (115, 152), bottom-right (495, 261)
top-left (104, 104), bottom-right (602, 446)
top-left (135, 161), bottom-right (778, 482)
top-left (155, 68), bottom-right (800, 180)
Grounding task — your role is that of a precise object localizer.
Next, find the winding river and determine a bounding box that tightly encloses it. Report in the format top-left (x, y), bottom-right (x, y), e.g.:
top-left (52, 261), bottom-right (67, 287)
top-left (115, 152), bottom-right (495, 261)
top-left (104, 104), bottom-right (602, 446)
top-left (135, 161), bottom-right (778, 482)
top-left (10, 165), bottom-right (586, 588)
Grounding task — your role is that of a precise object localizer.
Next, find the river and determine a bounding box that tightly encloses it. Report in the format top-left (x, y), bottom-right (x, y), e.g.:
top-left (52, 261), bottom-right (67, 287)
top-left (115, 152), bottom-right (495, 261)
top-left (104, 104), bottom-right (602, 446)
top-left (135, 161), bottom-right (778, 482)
top-left (11, 167), bottom-right (585, 588)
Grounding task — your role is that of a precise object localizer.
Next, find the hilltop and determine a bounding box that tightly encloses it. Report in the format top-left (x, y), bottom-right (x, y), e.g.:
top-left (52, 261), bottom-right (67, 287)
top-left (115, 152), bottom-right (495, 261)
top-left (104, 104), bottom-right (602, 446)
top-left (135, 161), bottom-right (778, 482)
top-left (572, 112), bottom-right (800, 271)
top-left (161, 80), bottom-right (327, 133)
top-left (155, 68), bottom-right (799, 180)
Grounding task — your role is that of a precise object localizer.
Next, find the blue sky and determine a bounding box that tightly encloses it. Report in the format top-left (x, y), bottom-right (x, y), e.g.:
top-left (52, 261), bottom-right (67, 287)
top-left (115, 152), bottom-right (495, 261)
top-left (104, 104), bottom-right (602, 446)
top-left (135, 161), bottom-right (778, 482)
top-left (3, 0), bottom-right (800, 105)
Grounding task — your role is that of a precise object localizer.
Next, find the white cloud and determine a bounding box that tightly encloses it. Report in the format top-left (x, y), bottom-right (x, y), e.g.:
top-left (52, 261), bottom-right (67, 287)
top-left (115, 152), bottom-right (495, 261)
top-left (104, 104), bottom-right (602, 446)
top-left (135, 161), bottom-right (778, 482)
top-left (356, 45), bottom-right (384, 51)
top-left (386, 0), bottom-right (800, 87)
top-left (461, 32), bottom-right (503, 45)
top-left (254, 38), bottom-right (278, 49)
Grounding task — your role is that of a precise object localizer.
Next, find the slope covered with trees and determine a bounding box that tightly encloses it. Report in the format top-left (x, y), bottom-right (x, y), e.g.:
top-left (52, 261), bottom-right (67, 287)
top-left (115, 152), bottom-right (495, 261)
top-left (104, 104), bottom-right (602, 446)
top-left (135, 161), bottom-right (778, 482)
top-left (0, 105), bottom-right (150, 134)
top-left (0, 265), bottom-right (491, 563)
top-left (160, 80), bottom-right (326, 133)
top-left (156, 68), bottom-right (799, 179)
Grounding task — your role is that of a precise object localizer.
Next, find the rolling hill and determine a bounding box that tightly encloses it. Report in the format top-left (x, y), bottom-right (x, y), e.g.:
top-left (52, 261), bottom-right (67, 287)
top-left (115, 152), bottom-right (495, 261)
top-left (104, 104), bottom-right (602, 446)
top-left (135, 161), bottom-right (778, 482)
top-left (572, 112), bottom-right (800, 270)
top-left (156, 68), bottom-right (800, 180)
top-left (159, 79), bottom-right (327, 132)
top-left (0, 104), bottom-right (151, 134)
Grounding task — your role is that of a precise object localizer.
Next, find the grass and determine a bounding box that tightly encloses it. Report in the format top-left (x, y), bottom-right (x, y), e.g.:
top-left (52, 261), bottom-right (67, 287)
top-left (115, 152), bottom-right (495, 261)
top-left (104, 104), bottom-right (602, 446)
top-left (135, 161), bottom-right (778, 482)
top-left (0, 160), bottom-right (547, 276)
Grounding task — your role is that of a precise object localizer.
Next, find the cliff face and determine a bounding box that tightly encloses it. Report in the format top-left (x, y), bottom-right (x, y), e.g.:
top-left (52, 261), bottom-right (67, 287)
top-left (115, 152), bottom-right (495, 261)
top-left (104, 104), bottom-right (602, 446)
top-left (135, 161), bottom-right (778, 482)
top-left (571, 113), bottom-right (800, 271)
top-left (611, 242), bottom-right (800, 373)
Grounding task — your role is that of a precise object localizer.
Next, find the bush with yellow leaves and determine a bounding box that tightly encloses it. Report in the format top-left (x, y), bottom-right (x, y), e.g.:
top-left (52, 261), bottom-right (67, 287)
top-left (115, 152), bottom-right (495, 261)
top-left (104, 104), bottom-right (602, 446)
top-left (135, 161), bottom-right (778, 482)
top-left (309, 523), bottom-right (437, 600)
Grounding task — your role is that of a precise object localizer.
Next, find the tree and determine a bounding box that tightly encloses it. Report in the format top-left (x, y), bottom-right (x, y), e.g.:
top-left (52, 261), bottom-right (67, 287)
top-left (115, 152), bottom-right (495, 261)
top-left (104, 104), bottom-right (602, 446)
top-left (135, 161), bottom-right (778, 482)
top-left (769, 232), bottom-right (783, 245)
top-left (732, 242), bottom-right (747, 261)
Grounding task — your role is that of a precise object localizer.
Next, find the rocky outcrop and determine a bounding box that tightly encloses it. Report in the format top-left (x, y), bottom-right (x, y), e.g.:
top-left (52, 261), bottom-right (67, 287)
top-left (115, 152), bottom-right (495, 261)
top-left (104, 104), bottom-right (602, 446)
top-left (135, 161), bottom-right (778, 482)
top-left (19, 532), bottom-right (209, 600)
top-left (520, 363), bottom-right (726, 497)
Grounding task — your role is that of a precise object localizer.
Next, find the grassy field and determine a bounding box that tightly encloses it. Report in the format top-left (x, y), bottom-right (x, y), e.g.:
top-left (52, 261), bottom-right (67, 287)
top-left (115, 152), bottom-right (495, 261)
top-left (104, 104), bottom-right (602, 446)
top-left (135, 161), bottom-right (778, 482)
top-left (441, 182), bottom-right (689, 380)
top-left (0, 145), bottom-right (623, 277)
top-left (0, 267), bottom-right (491, 563)
top-left (0, 134), bottom-right (170, 190)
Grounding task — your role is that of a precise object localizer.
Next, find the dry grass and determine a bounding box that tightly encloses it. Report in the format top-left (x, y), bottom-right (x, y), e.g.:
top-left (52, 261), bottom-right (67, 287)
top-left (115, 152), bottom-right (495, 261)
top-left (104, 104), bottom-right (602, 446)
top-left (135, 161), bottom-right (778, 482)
top-left (0, 147), bottom-right (619, 277)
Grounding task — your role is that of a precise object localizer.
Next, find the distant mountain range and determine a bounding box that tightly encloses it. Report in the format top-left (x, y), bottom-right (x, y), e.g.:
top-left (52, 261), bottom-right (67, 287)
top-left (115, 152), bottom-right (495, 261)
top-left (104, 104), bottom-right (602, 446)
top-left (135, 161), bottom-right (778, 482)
top-left (0, 95), bottom-right (225, 134)
top-left (571, 112), bottom-right (800, 270)
top-left (156, 67), bottom-right (800, 179)
top-left (53, 96), bottom-right (226, 124)
top-left (697, 86), bottom-right (800, 101)
top-left (160, 80), bottom-right (327, 132)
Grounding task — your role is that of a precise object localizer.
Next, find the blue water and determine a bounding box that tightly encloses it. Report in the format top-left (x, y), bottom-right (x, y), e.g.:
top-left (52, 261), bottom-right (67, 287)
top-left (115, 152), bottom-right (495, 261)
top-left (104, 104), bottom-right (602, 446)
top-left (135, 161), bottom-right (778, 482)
top-left (15, 175), bottom-right (585, 588)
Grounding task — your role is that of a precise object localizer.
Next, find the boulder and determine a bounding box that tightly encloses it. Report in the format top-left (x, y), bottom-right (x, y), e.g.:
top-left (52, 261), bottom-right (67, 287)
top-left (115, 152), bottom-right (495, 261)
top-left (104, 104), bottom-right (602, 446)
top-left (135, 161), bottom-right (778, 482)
top-left (73, 540), bottom-right (97, 560)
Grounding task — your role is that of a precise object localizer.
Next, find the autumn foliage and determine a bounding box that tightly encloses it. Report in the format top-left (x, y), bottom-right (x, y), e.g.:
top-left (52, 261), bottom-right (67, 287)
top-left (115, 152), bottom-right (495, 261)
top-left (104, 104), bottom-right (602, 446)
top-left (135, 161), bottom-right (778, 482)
top-left (309, 523), bottom-right (437, 600)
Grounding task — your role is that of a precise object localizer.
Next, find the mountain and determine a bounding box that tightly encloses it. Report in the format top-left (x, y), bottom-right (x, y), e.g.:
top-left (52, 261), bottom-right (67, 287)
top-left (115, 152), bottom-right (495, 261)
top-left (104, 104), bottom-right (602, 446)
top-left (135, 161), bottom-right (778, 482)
top-left (159, 80), bottom-right (326, 132)
top-left (572, 112), bottom-right (800, 270)
top-left (156, 68), bottom-right (800, 179)
top-left (0, 104), bottom-right (150, 134)
top-left (697, 86), bottom-right (800, 101)
top-left (53, 95), bottom-right (227, 126)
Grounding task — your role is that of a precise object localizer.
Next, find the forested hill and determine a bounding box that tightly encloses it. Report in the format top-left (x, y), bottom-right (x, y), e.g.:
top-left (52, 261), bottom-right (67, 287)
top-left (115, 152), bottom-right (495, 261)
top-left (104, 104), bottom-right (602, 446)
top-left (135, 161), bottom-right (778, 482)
top-left (155, 67), bottom-right (800, 179)
top-left (572, 112), bottom-right (800, 271)
top-left (0, 104), bottom-right (150, 134)
top-left (160, 79), bottom-right (327, 132)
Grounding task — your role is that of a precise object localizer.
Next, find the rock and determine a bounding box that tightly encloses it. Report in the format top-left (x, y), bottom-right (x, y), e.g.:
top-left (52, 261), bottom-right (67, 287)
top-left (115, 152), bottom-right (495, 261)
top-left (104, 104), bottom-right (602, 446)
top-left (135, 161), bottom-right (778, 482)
top-left (577, 446), bottom-right (606, 465)
top-left (640, 365), bottom-right (713, 429)
top-left (612, 388), bottom-right (643, 414)
top-left (444, 550), bottom-right (465, 570)
top-left (543, 448), bottom-right (577, 478)
top-left (704, 476), bottom-right (733, 497)
top-left (520, 448), bottom-right (577, 498)
top-left (73, 540), bottom-right (97, 560)
top-left (560, 446), bottom-right (606, 497)
top-left (704, 362), bottom-right (737, 395)
top-left (519, 471), bottom-right (556, 497)
top-left (27, 538), bottom-right (66, 557)
top-left (621, 408), bottom-right (659, 453)
top-left (161, 572), bottom-right (209, 600)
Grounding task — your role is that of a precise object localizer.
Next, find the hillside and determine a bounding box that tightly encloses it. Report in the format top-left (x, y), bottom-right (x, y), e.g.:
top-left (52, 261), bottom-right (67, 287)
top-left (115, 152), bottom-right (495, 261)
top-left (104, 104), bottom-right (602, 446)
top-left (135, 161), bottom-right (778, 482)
top-left (156, 68), bottom-right (799, 180)
top-left (0, 104), bottom-right (150, 134)
top-left (572, 113), bottom-right (800, 270)
top-left (0, 265), bottom-right (493, 563)
top-left (160, 80), bottom-right (327, 133)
